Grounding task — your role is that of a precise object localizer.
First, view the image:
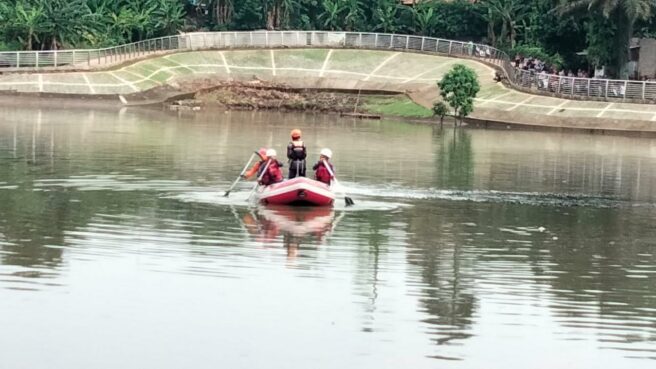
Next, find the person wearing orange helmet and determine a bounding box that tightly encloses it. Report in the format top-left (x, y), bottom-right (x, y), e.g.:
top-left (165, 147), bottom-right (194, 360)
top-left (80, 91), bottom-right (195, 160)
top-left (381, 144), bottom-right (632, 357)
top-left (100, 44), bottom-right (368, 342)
top-left (287, 128), bottom-right (307, 179)
top-left (242, 148), bottom-right (268, 180)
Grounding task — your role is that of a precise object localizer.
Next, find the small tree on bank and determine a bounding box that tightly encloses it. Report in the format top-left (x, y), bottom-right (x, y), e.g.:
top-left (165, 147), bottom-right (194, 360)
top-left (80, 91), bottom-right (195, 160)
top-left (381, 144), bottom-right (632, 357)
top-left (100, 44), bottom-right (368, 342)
top-left (437, 64), bottom-right (480, 126)
top-left (432, 101), bottom-right (449, 127)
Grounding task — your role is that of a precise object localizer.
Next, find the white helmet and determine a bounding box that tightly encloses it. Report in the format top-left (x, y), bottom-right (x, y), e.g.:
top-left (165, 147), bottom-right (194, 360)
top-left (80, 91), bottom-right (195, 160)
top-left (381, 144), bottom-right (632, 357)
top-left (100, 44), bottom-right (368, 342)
top-left (320, 148), bottom-right (332, 159)
top-left (265, 148), bottom-right (277, 157)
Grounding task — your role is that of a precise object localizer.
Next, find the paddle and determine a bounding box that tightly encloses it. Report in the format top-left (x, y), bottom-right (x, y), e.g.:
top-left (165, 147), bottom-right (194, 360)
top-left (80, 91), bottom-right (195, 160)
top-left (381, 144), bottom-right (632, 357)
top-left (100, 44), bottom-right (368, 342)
top-left (322, 159), bottom-right (354, 206)
top-left (247, 158), bottom-right (272, 202)
top-left (224, 152), bottom-right (257, 197)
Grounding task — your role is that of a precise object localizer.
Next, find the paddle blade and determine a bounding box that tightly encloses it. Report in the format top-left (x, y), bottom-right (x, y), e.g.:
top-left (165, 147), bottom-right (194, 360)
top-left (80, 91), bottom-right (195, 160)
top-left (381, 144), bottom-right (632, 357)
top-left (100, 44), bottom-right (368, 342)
top-left (345, 196), bottom-right (355, 206)
top-left (223, 190), bottom-right (231, 197)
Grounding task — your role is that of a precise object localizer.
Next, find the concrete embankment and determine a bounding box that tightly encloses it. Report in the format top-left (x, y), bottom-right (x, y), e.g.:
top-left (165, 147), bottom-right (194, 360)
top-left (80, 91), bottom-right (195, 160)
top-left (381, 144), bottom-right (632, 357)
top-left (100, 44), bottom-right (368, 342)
top-left (2, 48), bottom-right (656, 133)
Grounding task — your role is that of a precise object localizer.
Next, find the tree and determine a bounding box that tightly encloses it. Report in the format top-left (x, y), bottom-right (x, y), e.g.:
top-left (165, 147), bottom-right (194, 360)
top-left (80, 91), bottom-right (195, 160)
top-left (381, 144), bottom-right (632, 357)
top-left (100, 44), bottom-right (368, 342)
top-left (410, 1), bottom-right (437, 36)
top-left (41, 0), bottom-right (99, 50)
top-left (153, 0), bottom-right (186, 35)
top-left (264, 0), bottom-right (297, 30)
top-left (319, 0), bottom-right (346, 31)
top-left (210, 0), bottom-right (234, 28)
top-left (231, 0), bottom-right (265, 30)
top-left (372, 0), bottom-right (399, 33)
top-left (343, 0), bottom-right (365, 31)
top-left (557, 0), bottom-right (654, 78)
top-left (437, 64), bottom-right (480, 126)
top-left (432, 101), bottom-right (449, 127)
top-left (482, 0), bottom-right (529, 48)
top-left (12, 0), bottom-right (46, 50)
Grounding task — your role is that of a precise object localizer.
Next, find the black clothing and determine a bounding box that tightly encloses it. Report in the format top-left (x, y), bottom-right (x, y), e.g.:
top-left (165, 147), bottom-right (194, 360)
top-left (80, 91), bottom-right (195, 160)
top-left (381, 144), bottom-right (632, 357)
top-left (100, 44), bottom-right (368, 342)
top-left (287, 140), bottom-right (307, 179)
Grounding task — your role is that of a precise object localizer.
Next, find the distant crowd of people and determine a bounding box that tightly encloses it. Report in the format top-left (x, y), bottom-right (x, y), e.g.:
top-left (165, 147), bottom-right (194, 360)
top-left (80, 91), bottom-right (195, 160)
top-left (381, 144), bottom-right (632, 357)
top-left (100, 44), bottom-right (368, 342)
top-left (509, 54), bottom-right (637, 97)
top-left (513, 54), bottom-right (590, 79)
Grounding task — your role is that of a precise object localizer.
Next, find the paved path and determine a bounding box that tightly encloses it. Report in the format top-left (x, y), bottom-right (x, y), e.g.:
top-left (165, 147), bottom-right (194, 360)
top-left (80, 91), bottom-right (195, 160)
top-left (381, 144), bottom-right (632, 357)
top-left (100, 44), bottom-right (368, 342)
top-left (2, 48), bottom-right (656, 132)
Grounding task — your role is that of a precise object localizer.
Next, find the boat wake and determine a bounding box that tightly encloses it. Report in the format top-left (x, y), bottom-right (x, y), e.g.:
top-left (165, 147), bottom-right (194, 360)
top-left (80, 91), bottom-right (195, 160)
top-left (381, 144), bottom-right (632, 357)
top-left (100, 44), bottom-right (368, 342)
top-left (168, 189), bottom-right (408, 211)
top-left (342, 183), bottom-right (650, 209)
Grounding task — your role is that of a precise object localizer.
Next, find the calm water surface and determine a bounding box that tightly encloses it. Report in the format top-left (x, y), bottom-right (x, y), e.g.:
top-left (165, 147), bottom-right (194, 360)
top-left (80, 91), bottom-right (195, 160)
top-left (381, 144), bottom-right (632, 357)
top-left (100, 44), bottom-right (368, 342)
top-left (0, 106), bottom-right (655, 368)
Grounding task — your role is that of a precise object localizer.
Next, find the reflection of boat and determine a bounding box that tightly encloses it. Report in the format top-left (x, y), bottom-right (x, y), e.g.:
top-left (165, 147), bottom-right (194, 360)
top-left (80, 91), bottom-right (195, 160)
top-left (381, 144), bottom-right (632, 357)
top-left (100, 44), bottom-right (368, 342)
top-left (257, 206), bottom-right (335, 237)
top-left (241, 206), bottom-right (337, 242)
top-left (255, 177), bottom-right (334, 206)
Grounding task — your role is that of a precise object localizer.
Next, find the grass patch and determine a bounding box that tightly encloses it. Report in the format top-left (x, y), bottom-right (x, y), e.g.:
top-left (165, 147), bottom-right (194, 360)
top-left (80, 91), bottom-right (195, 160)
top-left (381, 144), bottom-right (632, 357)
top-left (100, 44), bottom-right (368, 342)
top-left (362, 95), bottom-right (433, 118)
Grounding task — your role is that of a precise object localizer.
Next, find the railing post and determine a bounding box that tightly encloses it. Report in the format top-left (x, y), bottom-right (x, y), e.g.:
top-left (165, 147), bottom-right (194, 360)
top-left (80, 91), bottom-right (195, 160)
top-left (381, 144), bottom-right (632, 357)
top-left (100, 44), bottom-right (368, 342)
top-left (643, 81), bottom-right (646, 100)
top-left (605, 80), bottom-right (609, 98)
top-left (389, 35), bottom-right (392, 49)
top-left (448, 41), bottom-right (452, 55)
top-left (35, 52), bottom-right (39, 68)
top-left (16, 52), bottom-right (20, 68)
top-left (623, 81), bottom-right (627, 100)
top-left (87, 50), bottom-right (91, 66)
top-left (374, 33), bottom-right (378, 48)
top-left (587, 79), bottom-right (591, 97)
top-left (265, 32), bottom-right (269, 47)
top-left (358, 33), bottom-right (363, 48)
top-left (405, 36), bottom-right (409, 50)
top-left (570, 78), bottom-right (574, 96)
top-left (421, 37), bottom-right (425, 51)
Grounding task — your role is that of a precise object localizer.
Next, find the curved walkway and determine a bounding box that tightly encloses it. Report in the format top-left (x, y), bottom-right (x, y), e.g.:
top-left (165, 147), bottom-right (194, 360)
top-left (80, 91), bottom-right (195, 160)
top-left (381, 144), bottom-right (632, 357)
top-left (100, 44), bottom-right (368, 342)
top-left (2, 48), bottom-right (656, 132)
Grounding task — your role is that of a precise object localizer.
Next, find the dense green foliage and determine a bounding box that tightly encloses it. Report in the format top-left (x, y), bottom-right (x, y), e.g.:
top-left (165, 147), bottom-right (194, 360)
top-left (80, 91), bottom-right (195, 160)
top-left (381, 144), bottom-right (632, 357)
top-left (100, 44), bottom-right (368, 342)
top-left (437, 64), bottom-right (480, 124)
top-left (1, 0), bottom-right (656, 76)
top-left (0, 0), bottom-right (186, 49)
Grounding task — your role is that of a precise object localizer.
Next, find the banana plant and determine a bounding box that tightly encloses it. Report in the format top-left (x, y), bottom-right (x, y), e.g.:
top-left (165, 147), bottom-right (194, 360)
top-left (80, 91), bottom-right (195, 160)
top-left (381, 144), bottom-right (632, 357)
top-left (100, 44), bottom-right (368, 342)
top-left (319, 0), bottom-right (346, 31)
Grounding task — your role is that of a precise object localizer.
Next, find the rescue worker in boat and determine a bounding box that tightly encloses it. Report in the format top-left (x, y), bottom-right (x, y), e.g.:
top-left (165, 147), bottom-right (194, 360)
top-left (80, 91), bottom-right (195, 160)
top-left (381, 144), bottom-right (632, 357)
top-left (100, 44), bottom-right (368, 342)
top-left (287, 129), bottom-right (307, 179)
top-left (312, 148), bottom-right (334, 186)
top-left (242, 148), bottom-right (268, 180)
top-left (259, 149), bottom-right (284, 186)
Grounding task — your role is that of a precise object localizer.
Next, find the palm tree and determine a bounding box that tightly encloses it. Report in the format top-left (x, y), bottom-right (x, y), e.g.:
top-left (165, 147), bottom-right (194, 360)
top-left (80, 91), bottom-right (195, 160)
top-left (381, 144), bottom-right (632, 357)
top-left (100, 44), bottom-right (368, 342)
top-left (153, 0), bottom-right (186, 35)
top-left (319, 0), bottom-right (346, 31)
top-left (373, 0), bottom-right (399, 33)
top-left (557, 0), bottom-right (653, 78)
top-left (279, 0), bottom-right (297, 29)
top-left (481, 4), bottom-right (499, 46)
top-left (344, 0), bottom-right (364, 31)
top-left (41, 0), bottom-right (98, 49)
top-left (482, 0), bottom-right (529, 48)
top-left (13, 0), bottom-right (46, 50)
top-left (264, 0), bottom-right (297, 30)
top-left (411, 2), bottom-right (437, 36)
top-left (210, 0), bottom-right (234, 27)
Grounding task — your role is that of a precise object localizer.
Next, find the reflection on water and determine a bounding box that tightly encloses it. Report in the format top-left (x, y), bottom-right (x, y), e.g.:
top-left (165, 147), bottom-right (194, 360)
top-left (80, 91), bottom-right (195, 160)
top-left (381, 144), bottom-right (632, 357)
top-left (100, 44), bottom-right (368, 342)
top-left (0, 106), bottom-right (655, 368)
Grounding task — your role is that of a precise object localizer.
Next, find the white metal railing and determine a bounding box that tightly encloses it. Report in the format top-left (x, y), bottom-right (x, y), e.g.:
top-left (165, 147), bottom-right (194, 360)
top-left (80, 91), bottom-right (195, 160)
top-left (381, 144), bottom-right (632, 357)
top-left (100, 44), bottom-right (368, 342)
top-left (0, 31), bottom-right (652, 102)
top-left (0, 35), bottom-right (182, 69)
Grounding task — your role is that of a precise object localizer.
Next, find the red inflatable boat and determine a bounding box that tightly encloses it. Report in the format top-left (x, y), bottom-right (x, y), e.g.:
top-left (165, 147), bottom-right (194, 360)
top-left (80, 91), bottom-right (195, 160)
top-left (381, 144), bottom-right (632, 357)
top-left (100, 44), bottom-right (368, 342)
top-left (255, 177), bottom-right (335, 206)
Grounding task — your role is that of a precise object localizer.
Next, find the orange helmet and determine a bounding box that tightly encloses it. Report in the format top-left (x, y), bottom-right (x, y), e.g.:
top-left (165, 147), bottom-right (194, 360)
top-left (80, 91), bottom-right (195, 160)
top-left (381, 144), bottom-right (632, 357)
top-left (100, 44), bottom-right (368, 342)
top-left (290, 129), bottom-right (302, 139)
top-left (257, 147), bottom-right (267, 159)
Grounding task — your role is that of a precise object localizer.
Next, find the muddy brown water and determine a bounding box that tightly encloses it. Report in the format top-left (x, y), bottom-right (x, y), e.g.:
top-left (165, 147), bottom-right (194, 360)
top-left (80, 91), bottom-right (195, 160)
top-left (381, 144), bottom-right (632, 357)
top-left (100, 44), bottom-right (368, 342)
top-left (0, 106), bottom-right (655, 368)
